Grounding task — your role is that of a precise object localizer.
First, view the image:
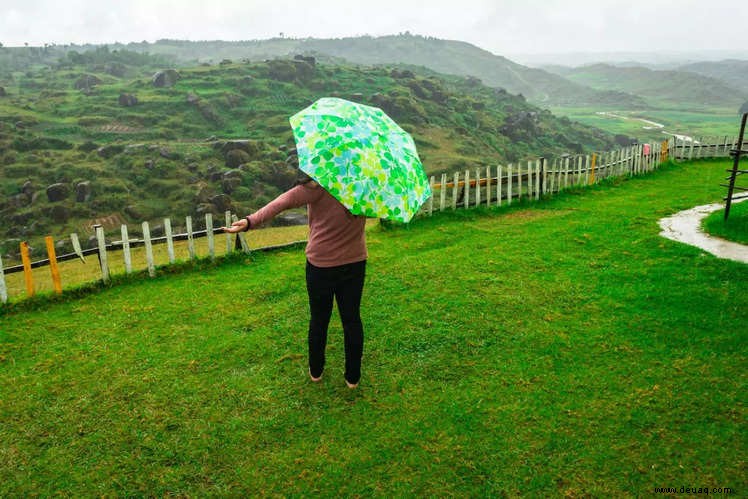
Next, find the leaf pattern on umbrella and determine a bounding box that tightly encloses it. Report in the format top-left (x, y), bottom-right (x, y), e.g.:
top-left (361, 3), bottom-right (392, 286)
top-left (290, 97), bottom-right (431, 222)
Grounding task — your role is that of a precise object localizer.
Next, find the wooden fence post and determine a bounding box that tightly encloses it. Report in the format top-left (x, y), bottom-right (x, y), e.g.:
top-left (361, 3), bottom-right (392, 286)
top-left (428, 176), bottom-right (435, 215)
top-left (518, 164), bottom-right (523, 202)
top-left (440, 173), bottom-right (447, 211)
top-left (95, 226), bottom-right (110, 284)
top-left (70, 233), bottom-right (85, 262)
top-left (231, 215), bottom-right (251, 253)
top-left (186, 216), bottom-right (196, 259)
top-left (206, 213), bottom-right (215, 260)
top-left (464, 170), bottom-right (470, 208)
top-left (485, 165), bottom-right (491, 206)
top-left (0, 255), bottom-right (7, 304)
top-left (45, 236), bottom-right (62, 295)
top-left (541, 158), bottom-right (547, 195)
top-left (507, 165), bottom-right (513, 206)
top-left (589, 154), bottom-right (597, 185)
top-left (497, 165), bottom-right (503, 206)
top-left (224, 211), bottom-right (232, 254)
top-left (165, 218), bottom-right (175, 264)
top-left (475, 168), bottom-right (481, 207)
top-left (549, 159), bottom-right (557, 192)
top-left (121, 224), bottom-right (132, 273)
top-left (452, 172), bottom-right (459, 210)
top-left (142, 221), bottom-right (155, 277)
top-left (20, 241), bottom-right (34, 297)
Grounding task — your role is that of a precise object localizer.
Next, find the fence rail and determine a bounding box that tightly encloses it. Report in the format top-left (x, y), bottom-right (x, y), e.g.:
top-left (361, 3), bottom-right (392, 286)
top-left (0, 135), bottom-right (740, 305)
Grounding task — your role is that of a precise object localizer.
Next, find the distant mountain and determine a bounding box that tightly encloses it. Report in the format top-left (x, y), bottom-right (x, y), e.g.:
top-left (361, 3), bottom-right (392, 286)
top-left (541, 63), bottom-right (746, 107)
top-left (677, 60), bottom-right (748, 95)
top-left (112, 35), bottom-right (645, 108)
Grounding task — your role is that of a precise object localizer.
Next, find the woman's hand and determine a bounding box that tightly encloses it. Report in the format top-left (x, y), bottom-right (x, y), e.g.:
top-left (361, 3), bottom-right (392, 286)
top-left (221, 218), bottom-right (248, 233)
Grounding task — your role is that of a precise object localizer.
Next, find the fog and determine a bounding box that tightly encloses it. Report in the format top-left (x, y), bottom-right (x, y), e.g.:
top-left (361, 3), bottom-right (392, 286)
top-left (1, 0), bottom-right (747, 59)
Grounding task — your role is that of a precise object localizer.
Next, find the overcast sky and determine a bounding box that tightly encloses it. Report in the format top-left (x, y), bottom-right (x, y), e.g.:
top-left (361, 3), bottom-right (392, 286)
top-left (2, 0), bottom-right (747, 59)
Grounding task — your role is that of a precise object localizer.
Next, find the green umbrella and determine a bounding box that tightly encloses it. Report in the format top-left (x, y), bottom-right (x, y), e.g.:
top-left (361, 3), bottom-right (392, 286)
top-left (290, 97), bottom-right (431, 223)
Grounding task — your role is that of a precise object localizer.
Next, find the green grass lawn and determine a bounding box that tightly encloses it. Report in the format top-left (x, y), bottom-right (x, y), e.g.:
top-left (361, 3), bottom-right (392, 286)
top-left (1, 160), bottom-right (746, 496)
top-left (703, 198), bottom-right (748, 245)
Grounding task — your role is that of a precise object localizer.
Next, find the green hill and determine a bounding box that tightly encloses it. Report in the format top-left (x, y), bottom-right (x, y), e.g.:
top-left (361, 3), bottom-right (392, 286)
top-left (543, 63), bottom-right (746, 107)
top-left (0, 51), bottom-right (616, 261)
top-left (677, 59), bottom-right (748, 96)
top-left (79, 35), bottom-right (646, 107)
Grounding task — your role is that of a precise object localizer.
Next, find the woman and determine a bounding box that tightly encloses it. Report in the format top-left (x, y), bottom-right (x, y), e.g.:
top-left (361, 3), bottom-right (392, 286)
top-left (223, 174), bottom-right (367, 388)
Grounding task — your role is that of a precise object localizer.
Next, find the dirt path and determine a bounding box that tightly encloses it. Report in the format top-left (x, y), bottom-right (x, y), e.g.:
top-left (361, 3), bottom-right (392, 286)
top-left (659, 199), bottom-right (748, 264)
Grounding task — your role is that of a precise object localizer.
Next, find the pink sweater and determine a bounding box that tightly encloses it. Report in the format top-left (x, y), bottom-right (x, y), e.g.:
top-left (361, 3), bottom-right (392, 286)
top-left (247, 184), bottom-right (367, 268)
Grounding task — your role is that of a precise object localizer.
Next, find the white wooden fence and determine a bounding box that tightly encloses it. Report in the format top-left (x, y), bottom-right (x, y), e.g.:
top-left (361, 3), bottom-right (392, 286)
top-left (0, 211), bottom-right (257, 302)
top-left (420, 136), bottom-right (739, 216)
top-left (0, 135), bottom-right (740, 304)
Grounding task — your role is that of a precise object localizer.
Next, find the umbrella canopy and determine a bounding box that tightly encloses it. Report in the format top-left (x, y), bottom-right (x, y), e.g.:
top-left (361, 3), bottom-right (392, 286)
top-left (290, 97), bottom-right (431, 223)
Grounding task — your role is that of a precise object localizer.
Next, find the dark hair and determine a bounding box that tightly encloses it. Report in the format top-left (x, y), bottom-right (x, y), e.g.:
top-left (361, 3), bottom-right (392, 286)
top-left (293, 171), bottom-right (314, 186)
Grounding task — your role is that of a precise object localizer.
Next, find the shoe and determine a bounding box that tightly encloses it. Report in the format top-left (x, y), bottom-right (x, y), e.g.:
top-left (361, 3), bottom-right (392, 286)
top-left (309, 369), bottom-right (322, 382)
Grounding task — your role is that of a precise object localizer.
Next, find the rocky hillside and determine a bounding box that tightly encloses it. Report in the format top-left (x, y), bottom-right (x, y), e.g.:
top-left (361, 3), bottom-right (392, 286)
top-left (0, 51), bottom-right (617, 262)
top-left (59, 35), bottom-right (646, 107)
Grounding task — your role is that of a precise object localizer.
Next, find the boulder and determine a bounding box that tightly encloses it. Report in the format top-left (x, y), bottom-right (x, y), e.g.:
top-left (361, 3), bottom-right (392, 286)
top-left (46, 183), bottom-right (70, 202)
top-left (152, 69), bottom-right (181, 88)
top-left (221, 172), bottom-right (242, 194)
top-left (150, 224), bottom-right (165, 237)
top-left (74, 74), bottom-right (102, 91)
top-left (21, 180), bottom-right (34, 196)
top-left (225, 149), bottom-right (250, 168)
top-left (186, 92), bottom-right (200, 104)
top-left (118, 93), bottom-right (138, 107)
top-left (9, 193), bottom-right (30, 208)
top-left (124, 143), bottom-right (147, 154)
top-left (105, 62), bottom-right (127, 77)
top-left (195, 203), bottom-right (215, 216)
top-left (209, 194), bottom-right (232, 212)
top-left (195, 185), bottom-right (214, 203)
top-left (294, 54), bottom-right (316, 66)
top-left (55, 238), bottom-right (72, 255)
top-left (78, 141), bottom-right (99, 152)
top-left (219, 139), bottom-right (261, 157)
top-left (75, 181), bottom-right (92, 202)
top-left (49, 205), bottom-right (71, 223)
top-left (124, 205), bottom-right (144, 220)
top-left (97, 144), bottom-right (124, 158)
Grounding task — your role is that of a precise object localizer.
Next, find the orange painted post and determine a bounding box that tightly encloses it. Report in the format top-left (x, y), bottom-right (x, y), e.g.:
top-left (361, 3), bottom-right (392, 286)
top-left (661, 139), bottom-right (669, 163)
top-left (20, 241), bottom-right (34, 297)
top-left (45, 236), bottom-right (63, 295)
top-left (589, 153), bottom-right (597, 185)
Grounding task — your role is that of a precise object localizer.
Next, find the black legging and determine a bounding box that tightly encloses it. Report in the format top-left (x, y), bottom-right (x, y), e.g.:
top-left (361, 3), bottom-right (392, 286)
top-left (305, 259), bottom-right (366, 384)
